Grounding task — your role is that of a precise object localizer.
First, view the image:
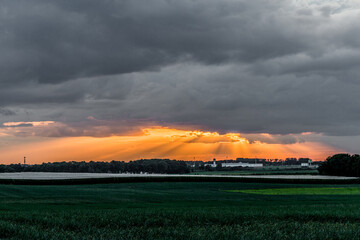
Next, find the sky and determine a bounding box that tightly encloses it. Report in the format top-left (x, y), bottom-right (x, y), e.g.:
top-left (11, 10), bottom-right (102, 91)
top-left (1, 0), bottom-right (360, 164)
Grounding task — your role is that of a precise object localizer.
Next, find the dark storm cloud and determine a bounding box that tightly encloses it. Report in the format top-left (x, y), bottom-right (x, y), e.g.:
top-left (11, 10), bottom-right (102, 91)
top-left (0, 0), bottom-right (310, 84)
top-left (1, 0), bottom-right (360, 140)
top-left (0, 108), bottom-right (15, 116)
top-left (112, 64), bottom-right (360, 136)
top-left (0, 119), bottom-right (147, 138)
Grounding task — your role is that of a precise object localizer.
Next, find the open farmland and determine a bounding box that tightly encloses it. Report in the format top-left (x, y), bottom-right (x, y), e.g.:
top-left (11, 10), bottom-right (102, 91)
top-left (0, 172), bottom-right (357, 185)
top-left (1, 181), bottom-right (360, 239)
top-left (226, 187), bottom-right (360, 195)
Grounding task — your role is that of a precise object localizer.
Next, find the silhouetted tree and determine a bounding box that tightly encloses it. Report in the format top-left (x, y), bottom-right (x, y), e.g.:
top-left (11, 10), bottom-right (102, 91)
top-left (0, 159), bottom-right (190, 174)
top-left (318, 154), bottom-right (360, 177)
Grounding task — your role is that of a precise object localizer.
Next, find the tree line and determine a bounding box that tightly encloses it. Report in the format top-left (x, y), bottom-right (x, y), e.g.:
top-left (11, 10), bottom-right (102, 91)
top-left (318, 154), bottom-right (360, 177)
top-left (0, 159), bottom-right (190, 174)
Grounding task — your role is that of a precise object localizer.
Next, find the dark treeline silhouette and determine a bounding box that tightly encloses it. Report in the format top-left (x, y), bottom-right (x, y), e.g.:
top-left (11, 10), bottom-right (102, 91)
top-left (0, 159), bottom-right (190, 174)
top-left (318, 154), bottom-right (360, 177)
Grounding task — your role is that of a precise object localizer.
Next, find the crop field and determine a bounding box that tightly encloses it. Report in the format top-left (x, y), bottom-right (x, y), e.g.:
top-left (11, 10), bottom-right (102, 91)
top-left (1, 181), bottom-right (360, 239)
top-left (225, 187), bottom-right (360, 195)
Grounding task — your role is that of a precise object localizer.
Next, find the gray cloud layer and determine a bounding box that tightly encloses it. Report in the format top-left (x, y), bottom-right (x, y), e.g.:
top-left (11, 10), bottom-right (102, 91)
top-left (1, 0), bottom-right (360, 139)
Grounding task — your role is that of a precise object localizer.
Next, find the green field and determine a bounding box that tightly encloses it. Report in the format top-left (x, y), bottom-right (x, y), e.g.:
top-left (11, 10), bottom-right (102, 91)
top-left (2, 182), bottom-right (360, 239)
top-left (226, 187), bottom-right (360, 195)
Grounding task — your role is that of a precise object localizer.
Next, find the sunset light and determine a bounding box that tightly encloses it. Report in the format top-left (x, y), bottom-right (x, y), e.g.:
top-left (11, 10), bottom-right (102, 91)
top-left (0, 124), bottom-right (340, 164)
top-left (1, 1), bottom-right (360, 238)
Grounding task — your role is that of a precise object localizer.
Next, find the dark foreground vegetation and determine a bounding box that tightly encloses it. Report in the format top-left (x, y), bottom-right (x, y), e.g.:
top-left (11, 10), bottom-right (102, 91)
top-left (0, 159), bottom-right (190, 174)
top-left (319, 154), bottom-right (360, 177)
top-left (1, 182), bottom-right (360, 239)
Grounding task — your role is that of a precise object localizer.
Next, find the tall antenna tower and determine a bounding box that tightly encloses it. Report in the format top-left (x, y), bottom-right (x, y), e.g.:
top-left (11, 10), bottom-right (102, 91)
top-left (24, 156), bottom-right (26, 165)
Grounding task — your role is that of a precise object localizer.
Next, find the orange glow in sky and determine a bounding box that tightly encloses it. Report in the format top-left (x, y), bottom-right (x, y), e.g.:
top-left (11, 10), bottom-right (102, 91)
top-left (0, 125), bottom-right (340, 164)
top-left (3, 121), bottom-right (55, 127)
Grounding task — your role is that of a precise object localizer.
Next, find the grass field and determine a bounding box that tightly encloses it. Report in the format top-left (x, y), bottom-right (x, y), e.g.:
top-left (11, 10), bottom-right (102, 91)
top-left (1, 182), bottom-right (360, 239)
top-left (226, 187), bottom-right (360, 195)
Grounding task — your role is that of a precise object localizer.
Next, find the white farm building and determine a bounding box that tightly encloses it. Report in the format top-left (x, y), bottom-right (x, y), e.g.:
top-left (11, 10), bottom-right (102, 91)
top-left (204, 159), bottom-right (217, 168)
top-left (221, 162), bottom-right (263, 168)
top-left (204, 158), bottom-right (264, 168)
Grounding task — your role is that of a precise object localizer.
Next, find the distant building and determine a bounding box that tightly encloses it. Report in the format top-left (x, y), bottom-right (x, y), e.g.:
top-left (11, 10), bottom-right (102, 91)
top-left (204, 158), bottom-right (217, 168)
top-left (222, 162), bottom-right (263, 168)
top-left (191, 157), bottom-right (316, 170)
top-left (221, 158), bottom-right (264, 168)
top-left (300, 158), bottom-right (312, 167)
